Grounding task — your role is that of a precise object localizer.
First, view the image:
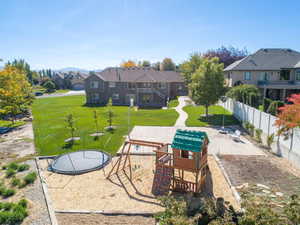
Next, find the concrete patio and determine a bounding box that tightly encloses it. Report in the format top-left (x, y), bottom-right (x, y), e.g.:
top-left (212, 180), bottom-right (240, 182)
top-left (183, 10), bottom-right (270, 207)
top-left (119, 126), bottom-right (265, 156)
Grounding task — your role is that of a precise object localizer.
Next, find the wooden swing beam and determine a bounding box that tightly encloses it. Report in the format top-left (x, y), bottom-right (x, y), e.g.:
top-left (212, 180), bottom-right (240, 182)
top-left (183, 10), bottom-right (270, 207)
top-left (106, 139), bottom-right (164, 180)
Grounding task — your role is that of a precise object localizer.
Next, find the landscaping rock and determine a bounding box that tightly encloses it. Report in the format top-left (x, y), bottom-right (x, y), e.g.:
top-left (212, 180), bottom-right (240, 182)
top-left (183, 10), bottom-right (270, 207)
top-left (64, 137), bottom-right (80, 142)
top-left (257, 184), bottom-right (270, 189)
top-left (262, 190), bottom-right (271, 194)
top-left (275, 192), bottom-right (283, 197)
top-left (89, 132), bottom-right (104, 137)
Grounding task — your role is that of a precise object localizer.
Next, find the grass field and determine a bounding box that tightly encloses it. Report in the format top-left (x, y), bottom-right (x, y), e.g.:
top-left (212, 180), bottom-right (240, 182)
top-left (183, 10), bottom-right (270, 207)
top-left (32, 95), bottom-right (179, 156)
top-left (183, 105), bottom-right (239, 127)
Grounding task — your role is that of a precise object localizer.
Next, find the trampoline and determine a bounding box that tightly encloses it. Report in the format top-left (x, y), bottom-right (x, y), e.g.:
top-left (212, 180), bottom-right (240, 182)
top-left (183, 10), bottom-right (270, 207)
top-left (49, 150), bottom-right (111, 175)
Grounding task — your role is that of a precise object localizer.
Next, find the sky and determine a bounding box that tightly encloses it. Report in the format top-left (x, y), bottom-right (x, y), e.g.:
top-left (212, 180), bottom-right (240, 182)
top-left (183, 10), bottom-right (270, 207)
top-left (1, 0), bottom-right (300, 70)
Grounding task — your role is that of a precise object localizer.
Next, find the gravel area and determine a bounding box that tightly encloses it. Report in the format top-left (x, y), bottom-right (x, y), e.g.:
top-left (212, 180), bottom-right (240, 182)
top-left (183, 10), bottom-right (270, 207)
top-left (0, 160), bottom-right (52, 225)
top-left (22, 160), bottom-right (52, 225)
top-left (56, 213), bottom-right (155, 225)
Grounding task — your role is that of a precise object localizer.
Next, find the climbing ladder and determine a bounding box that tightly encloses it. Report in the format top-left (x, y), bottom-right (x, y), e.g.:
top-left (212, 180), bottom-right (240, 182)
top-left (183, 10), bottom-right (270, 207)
top-left (152, 165), bottom-right (173, 195)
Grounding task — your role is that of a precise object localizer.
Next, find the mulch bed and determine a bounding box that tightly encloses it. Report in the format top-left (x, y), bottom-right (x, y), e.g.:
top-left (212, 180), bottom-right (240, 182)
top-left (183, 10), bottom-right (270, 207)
top-left (219, 155), bottom-right (300, 197)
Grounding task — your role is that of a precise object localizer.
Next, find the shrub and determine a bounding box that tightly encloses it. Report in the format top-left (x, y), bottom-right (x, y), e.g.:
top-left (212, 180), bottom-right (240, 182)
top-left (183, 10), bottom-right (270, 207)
top-left (248, 124), bottom-right (255, 136)
top-left (5, 168), bottom-right (16, 178)
top-left (7, 162), bottom-right (18, 170)
top-left (23, 172), bottom-right (37, 185)
top-left (255, 129), bottom-right (263, 143)
top-left (17, 164), bottom-right (30, 172)
top-left (266, 133), bottom-right (275, 149)
top-left (42, 80), bottom-right (56, 93)
top-left (11, 177), bottom-right (21, 187)
top-left (2, 188), bottom-right (16, 198)
top-left (18, 199), bottom-right (28, 208)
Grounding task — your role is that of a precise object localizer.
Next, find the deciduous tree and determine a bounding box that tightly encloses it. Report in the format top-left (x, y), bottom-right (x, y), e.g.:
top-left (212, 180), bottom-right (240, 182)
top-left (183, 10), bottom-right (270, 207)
top-left (190, 57), bottom-right (225, 117)
top-left (275, 94), bottom-right (300, 137)
top-left (179, 53), bottom-right (203, 84)
top-left (160, 58), bottom-right (176, 71)
top-left (0, 66), bottom-right (33, 123)
top-left (203, 46), bottom-right (249, 67)
top-left (226, 84), bottom-right (260, 107)
top-left (120, 60), bottom-right (137, 68)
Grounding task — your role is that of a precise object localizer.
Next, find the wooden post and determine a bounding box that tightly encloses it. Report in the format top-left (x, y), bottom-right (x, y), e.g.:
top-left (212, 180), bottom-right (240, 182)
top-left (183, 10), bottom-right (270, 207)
top-left (195, 171), bottom-right (199, 193)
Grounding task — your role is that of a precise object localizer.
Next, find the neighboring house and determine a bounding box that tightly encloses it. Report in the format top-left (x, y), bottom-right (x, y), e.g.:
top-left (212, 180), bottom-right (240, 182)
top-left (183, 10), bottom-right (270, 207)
top-left (85, 67), bottom-right (187, 107)
top-left (53, 72), bottom-right (88, 90)
top-left (224, 48), bottom-right (300, 101)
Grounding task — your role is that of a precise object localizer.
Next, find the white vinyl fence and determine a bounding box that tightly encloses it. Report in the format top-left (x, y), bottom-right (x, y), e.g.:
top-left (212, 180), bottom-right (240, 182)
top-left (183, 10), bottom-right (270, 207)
top-left (220, 98), bottom-right (300, 169)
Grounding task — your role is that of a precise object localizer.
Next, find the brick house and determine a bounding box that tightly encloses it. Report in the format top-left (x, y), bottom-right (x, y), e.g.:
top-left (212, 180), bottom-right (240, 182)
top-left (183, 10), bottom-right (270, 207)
top-left (224, 48), bottom-right (300, 100)
top-left (84, 67), bottom-right (187, 107)
top-left (53, 72), bottom-right (88, 90)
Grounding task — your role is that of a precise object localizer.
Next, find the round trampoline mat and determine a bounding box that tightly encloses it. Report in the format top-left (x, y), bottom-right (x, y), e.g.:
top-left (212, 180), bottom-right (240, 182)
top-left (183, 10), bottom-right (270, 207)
top-left (49, 150), bottom-right (110, 175)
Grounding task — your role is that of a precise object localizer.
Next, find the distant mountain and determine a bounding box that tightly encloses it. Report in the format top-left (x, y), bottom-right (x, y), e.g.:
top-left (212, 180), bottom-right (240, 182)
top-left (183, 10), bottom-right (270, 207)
top-left (56, 67), bottom-right (89, 73)
top-left (56, 67), bottom-right (102, 73)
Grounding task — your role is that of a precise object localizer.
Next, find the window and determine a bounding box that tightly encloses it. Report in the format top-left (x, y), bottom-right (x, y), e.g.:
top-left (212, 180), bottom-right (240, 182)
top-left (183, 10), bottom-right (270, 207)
top-left (244, 72), bottom-right (252, 80)
top-left (180, 150), bottom-right (193, 159)
top-left (178, 85), bottom-right (182, 90)
top-left (90, 81), bottom-right (99, 88)
top-left (109, 82), bottom-right (116, 88)
top-left (128, 83), bottom-right (136, 89)
top-left (112, 93), bottom-right (119, 100)
top-left (296, 69), bottom-right (300, 81)
top-left (143, 83), bottom-right (152, 88)
top-left (259, 72), bottom-right (269, 81)
top-left (280, 70), bottom-right (290, 80)
top-left (92, 93), bottom-right (99, 101)
top-left (158, 83), bottom-right (167, 89)
top-left (142, 94), bottom-right (151, 103)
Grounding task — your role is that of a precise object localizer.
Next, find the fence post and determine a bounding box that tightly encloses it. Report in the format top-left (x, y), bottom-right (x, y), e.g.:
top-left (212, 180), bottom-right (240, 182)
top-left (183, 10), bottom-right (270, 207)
top-left (290, 129), bottom-right (294, 152)
top-left (267, 114), bottom-right (271, 136)
top-left (259, 111), bottom-right (262, 129)
top-left (252, 108), bottom-right (255, 125)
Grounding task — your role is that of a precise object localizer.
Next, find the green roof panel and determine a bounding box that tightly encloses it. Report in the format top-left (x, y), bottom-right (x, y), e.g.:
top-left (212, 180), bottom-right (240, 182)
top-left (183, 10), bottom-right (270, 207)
top-left (171, 129), bottom-right (208, 152)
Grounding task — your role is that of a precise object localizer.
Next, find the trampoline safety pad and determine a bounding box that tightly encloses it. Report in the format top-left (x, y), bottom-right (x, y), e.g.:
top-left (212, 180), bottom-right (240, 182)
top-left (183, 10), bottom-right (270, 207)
top-left (49, 150), bottom-right (110, 175)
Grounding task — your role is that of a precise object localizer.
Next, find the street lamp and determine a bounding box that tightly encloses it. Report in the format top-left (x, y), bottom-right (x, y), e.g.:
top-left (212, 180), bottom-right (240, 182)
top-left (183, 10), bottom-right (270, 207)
top-left (219, 96), bottom-right (227, 134)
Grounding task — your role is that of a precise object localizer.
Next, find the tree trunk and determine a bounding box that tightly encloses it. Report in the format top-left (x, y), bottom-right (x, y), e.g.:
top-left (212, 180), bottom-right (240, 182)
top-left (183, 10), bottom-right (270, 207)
top-left (205, 105), bottom-right (209, 119)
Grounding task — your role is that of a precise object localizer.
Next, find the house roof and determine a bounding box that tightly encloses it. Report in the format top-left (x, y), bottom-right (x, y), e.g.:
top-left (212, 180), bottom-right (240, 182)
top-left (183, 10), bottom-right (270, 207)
top-left (224, 48), bottom-right (300, 71)
top-left (93, 67), bottom-right (184, 82)
top-left (171, 129), bottom-right (208, 152)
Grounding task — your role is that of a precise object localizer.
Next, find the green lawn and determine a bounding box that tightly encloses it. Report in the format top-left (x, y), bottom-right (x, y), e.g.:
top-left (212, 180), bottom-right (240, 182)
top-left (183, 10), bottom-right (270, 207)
top-left (32, 95), bottom-right (179, 156)
top-left (0, 120), bottom-right (26, 128)
top-left (183, 105), bottom-right (239, 127)
top-left (168, 98), bottom-right (179, 108)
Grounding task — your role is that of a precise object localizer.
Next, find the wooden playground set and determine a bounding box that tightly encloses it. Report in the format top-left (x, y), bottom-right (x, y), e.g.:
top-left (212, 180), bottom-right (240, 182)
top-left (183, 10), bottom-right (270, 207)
top-left (107, 129), bottom-right (209, 195)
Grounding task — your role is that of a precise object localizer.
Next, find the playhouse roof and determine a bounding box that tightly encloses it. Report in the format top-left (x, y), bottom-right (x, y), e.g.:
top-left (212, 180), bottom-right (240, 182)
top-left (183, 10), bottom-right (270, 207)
top-left (171, 129), bottom-right (208, 152)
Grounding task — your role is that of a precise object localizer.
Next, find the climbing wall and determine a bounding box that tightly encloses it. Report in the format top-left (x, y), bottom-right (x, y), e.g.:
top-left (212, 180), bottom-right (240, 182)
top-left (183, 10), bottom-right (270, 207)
top-left (152, 165), bottom-right (173, 196)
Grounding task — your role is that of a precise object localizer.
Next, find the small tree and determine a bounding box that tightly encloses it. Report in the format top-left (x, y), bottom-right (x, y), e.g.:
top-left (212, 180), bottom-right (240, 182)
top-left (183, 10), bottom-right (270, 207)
top-left (93, 110), bottom-right (100, 134)
top-left (120, 60), bottom-right (136, 68)
top-left (43, 80), bottom-right (56, 93)
top-left (65, 114), bottom-right (76, 141)
top-left (106, 98), bottom-right (114, 129)
top-left (275, 94), bottom-right (300, 138)
top-left (255, 128), bottom-right (263, 143)
top-left (266, 133), bottom-right (275, 149)
top-left (189, 57), bottom-right (225, 118)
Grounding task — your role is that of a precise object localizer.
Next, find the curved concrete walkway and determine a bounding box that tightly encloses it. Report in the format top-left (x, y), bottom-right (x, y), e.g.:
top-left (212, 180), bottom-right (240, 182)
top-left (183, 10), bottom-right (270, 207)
top-left (174, 96), bottom-right (190, 127)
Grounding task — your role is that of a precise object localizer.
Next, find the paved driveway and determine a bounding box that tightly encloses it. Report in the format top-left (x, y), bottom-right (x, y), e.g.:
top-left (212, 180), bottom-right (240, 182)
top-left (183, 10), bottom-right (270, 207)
top-left (36, 90), bottom-right (85, 98)
top-left (121, 126), bottom-right (265, 156)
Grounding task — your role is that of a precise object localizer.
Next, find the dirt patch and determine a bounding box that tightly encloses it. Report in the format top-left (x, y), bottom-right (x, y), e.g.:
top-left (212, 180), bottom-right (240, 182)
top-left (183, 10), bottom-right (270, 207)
top-left (219, 155), bottom-right (300, 197)
top-left (56, 213), bottom-right (155, 225)
top-left (0, 123), bottom-right (35, 165)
